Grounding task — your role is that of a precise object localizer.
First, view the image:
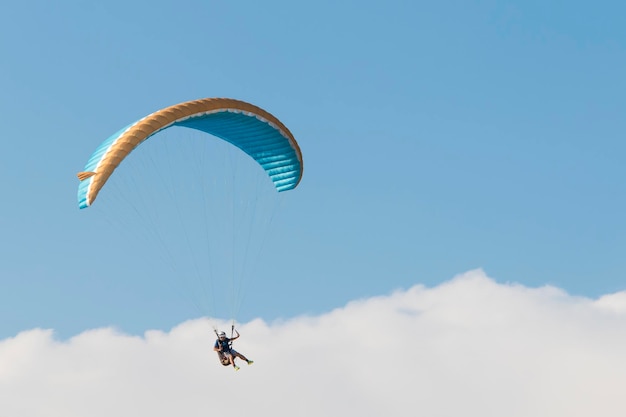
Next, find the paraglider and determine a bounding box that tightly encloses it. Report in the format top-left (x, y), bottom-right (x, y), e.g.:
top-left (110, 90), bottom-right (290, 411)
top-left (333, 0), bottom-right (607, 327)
top-left (77, 98), bottom-right (303, 368)
top-left (214, 329), bottom-right (253, 371)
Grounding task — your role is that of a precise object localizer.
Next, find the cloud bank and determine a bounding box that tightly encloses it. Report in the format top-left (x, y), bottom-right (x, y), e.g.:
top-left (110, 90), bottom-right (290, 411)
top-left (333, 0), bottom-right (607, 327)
top-left (2, 269), bottom-right (626, 417)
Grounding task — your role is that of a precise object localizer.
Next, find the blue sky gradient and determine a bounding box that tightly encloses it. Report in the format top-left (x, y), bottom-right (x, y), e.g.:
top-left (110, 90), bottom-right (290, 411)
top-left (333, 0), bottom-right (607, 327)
top-left (2, 0), bottom-right (626, 338)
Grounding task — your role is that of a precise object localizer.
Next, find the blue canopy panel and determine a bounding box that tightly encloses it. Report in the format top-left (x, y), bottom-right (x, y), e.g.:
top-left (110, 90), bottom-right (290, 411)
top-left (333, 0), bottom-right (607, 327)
top-left (77, 110), bottom-right (302, 209)
top-left (174, 110), bottom-right (301, 192)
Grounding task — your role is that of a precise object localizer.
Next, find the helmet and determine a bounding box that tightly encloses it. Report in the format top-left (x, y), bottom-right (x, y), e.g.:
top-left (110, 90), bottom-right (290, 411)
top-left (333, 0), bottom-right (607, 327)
top-left (218, 331), bottom-right (226, 337)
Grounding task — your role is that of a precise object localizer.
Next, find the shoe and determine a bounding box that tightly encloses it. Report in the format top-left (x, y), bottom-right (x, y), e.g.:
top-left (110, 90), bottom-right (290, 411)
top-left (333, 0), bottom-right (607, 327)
top-left (234, 366), bottom-right (240, 371)
top-left (247, 360), bottom-right (254, 365)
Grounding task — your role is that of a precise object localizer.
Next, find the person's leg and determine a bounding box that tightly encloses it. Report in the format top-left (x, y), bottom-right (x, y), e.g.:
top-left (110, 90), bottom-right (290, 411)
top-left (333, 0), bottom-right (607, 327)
top-left (225, 352), bottom-right (236, 367)
top-left (235, 352), bottom-right (253, 364)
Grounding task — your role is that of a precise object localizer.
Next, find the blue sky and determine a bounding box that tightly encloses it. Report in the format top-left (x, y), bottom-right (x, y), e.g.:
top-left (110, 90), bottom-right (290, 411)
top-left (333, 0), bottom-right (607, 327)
top-left (2, 0), bottom-right (626, 340)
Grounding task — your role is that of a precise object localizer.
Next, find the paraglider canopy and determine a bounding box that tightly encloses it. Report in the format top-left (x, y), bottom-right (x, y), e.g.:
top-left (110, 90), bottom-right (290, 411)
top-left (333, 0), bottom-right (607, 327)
top-left (77, 97), bottom-right (303, 209)
top-left (75, 97), bottom-right (303, 329)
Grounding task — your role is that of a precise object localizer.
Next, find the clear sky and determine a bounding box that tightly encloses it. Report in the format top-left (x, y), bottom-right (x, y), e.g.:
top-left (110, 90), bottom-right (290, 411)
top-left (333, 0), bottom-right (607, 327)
top-left (2, 1), bottom-right (626, 415)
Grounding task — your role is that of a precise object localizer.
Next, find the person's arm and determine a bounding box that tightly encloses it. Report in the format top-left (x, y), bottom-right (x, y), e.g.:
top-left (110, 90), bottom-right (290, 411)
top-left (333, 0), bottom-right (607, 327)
top-left (213, 341), bottom-right (222, 352)
top-left (231, 330), bottom-right (240, 340)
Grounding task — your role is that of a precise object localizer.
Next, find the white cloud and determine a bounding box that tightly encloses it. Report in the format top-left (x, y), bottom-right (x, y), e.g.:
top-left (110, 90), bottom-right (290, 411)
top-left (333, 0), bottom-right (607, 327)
top-left (2, 269), bottom-right (626, 417)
